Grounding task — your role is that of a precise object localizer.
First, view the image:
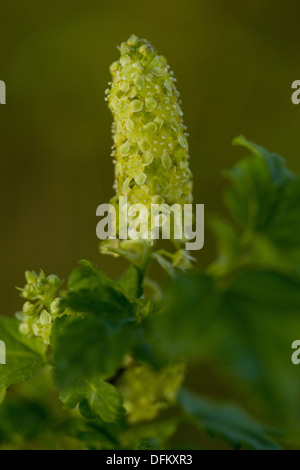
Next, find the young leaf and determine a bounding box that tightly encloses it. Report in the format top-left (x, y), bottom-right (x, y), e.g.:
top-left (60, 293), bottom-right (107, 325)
top-left (61, 260), bottom-right (135, 324)
top-left (228, 137), bottom-right (300, 254)
top-left (233, 135), bottom-right (293, 185)
top-left (60, 378), bottom-right (125, 423)
top-left (225, 147), bottom-right (285, 231)
top-left (119, 265), bottom-right (144, 299)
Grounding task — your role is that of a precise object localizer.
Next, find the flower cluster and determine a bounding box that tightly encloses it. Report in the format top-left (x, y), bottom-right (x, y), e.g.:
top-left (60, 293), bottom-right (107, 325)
top-left (107, 35), bottom-right (193, 213)
top-left (16, 270), bottom-right (64, 345)
top-left (118, 363), bottom-right (185, 423)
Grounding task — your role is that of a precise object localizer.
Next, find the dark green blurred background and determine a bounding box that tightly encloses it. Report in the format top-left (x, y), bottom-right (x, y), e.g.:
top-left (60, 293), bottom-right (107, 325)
top-left (1, 0), bottom-right (300, 316)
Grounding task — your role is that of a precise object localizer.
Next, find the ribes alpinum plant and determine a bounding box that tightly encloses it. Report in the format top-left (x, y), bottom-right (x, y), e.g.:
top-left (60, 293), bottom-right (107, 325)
top-left (1, 35), bottom-right (300, 450)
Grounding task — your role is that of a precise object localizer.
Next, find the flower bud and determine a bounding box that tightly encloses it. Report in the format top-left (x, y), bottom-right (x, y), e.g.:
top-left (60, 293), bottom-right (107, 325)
top-left (25, 271), bottom-right (37, 285)
top-left (23, 301), bottom-right (34, 314)
top-left (50, 298), bottom-right (61, 315)
top-left (47, 274), bottom-right (60, 286)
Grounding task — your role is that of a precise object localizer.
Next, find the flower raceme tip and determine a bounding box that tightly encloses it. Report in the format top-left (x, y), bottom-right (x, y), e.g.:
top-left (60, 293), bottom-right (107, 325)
top-left (107, 34), bottom-right (193, 210)
top-left (99, 35), bottom-right (204, 251)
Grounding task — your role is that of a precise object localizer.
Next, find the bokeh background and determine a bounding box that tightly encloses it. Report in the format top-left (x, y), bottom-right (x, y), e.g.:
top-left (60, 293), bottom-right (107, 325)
top-left (0, 0), bottom-right (300, 318)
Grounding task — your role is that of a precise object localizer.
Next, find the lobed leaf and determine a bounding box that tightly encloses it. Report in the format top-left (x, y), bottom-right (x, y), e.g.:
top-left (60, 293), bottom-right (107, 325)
top-left (0, 317), bottom-right (46, 402)
top-left (179, 389), bottom-right (281, 450)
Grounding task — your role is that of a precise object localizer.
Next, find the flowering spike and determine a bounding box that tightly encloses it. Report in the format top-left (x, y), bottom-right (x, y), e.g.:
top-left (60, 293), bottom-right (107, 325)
top-left (107, 35), bottom-right (193, 210)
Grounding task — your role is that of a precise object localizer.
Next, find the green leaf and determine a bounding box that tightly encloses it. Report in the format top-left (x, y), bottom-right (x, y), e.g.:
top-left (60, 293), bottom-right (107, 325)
top-left (228, 137), bottom-right (300, 254)
top-left (55, 417), bottom-right (123, 449)
top-left (263, 176), bottom-right (300, 250)
top-left (0, 397), bottom-right (52, 444)
top-left (226, 269), bottom-right (300, 316)
top-left (53, 315), bottom-right (136, 388)
top-left (233, 135), bottom-right (293, 185)
top-left (209, 217), bottom-right (242, 275)
top-left (179, 389), bottom-right (281, 450)
top-left (61, 260), bottom-right (135, 324)
top-left (0, 317), bottom-right (46, 402)
top-left (67, 260), bottom-right (116, 291)
top-left (221, 270), bottom-right (300, 416)
top-left (119, 265), bottom-right (143, 299)
top-left (50, 314), bottom-right (75, 350)
top-left (225, 147), bottom-right (284, 231)
top-left (53, 261), bottom-right (155, 387)
top-left (60, 378), bottom-right (125, 423)
top-left (156, 267), bottom-right (300, 422)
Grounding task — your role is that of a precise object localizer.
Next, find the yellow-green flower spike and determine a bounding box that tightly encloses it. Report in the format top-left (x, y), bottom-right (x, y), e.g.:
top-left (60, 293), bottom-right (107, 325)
top-left (107, 35), bottom-right (193, 210)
